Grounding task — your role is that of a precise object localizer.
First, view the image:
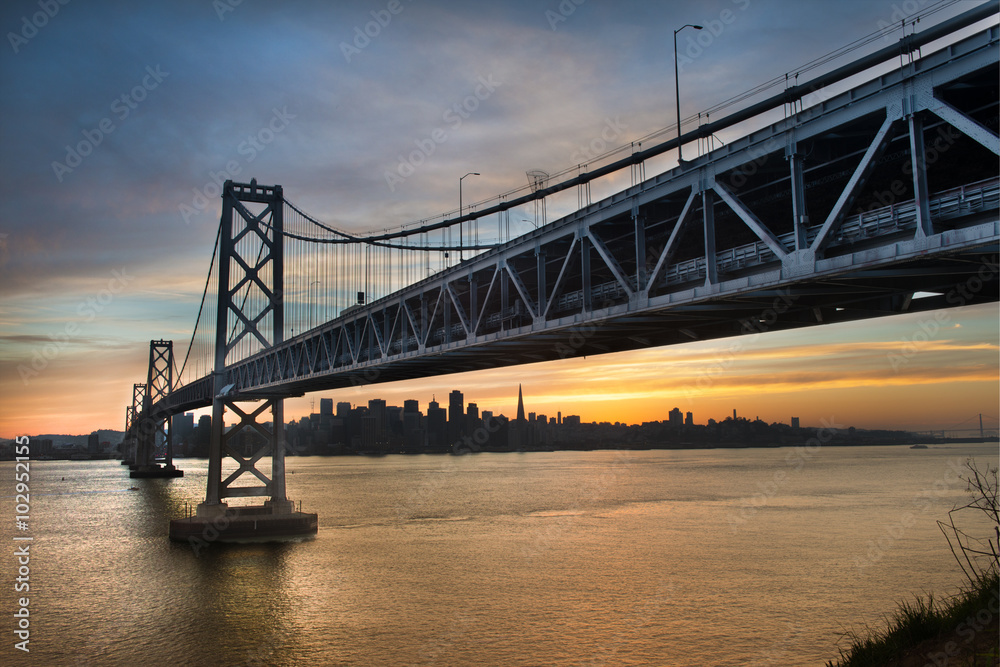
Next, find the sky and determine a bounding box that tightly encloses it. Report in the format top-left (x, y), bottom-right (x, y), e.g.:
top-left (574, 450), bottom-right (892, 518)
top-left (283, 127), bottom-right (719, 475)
top-left (0, 0), bottom-right (997, 438)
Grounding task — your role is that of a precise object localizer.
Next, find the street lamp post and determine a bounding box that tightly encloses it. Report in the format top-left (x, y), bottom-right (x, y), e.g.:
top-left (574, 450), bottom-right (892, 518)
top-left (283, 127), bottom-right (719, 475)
top-left (673, 23), bottom-right (703, 163)
top-left (459, 172), bottom-right (480, 261)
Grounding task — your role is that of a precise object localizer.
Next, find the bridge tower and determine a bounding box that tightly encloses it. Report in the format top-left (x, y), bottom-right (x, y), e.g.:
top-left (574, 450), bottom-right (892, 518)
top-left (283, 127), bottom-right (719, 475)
top-left (131, 340), bottom-right (183, 478)
top-left (123, 383), bottom-right (145, 468)
top-left (170, 179), bottom-right (316, 543)
top-left (120, 404), bottom-right (136, 466)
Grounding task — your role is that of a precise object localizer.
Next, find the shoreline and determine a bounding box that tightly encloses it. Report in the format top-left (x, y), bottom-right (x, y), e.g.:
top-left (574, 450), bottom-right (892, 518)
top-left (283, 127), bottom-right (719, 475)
top-left (2, 438), bottom-right (995, 462)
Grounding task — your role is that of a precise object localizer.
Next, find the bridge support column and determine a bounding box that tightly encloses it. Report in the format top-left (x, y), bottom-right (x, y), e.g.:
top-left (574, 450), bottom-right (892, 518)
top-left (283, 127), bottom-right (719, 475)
top-left (908, 112), bottom-right (934, 238)
top-left (703, 189), bottom-right (718, 286)
top-left (633, 201), bottom-right (647, 291)
top-left (787, 145), bottom-right (809, 251)
top-left (171, 180), bottom-right (315, 544)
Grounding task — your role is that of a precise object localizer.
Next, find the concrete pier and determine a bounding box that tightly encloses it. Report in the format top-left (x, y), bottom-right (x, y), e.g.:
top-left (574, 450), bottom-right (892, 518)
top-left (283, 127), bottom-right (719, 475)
top-left (168, 503), bottom-right (317, 544)
top-left (130, 464), bottom-right (184, 478)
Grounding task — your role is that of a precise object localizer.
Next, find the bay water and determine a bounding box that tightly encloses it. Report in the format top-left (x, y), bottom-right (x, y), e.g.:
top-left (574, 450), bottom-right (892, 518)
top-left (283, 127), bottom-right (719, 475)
top-left (1, 442), bottom-right (996, 666)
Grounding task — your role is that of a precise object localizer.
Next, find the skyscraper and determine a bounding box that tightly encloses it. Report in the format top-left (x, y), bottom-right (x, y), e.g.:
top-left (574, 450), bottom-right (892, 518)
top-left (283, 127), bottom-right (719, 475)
top-left (511, 385), bottom-right (527, 450)
top-left (466, 403), bottom-right (479, 430)
top-left (368, 398), bottom-right (387, 443)
top-left (449, 390), bottom-right (464, 442)
top-left (427, 400), bottom-right (447, 449)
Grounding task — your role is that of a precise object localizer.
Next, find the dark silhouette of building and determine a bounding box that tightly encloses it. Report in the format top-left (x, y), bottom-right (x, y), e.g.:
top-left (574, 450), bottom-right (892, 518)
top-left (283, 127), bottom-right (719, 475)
top-left (402, 399), bottom-right (422, 451)
top-left (448, 390), bottom-right (465, 444)
top-left (467, 403), bottom-right (479, 432)
top-left (193, 414), bottom-right (211, 456)
top-left (427, 399), bottom-right (447, 450)
top-left (510, 385), bottom-right (527, 450)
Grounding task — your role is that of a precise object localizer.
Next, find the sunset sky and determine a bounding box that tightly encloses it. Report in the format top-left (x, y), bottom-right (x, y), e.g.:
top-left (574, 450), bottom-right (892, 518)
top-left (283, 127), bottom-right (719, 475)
top-left (1, 0), bottom-right (997, 438)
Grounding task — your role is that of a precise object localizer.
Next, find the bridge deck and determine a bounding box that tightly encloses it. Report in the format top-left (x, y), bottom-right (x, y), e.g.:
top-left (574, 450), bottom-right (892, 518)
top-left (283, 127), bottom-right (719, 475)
top-left (159, 20), bottom-right (999, 416)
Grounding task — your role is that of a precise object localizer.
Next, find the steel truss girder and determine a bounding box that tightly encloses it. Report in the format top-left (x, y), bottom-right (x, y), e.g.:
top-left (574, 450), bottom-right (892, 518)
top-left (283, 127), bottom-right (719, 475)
top-left (152, 25), bottom-right (999, 414)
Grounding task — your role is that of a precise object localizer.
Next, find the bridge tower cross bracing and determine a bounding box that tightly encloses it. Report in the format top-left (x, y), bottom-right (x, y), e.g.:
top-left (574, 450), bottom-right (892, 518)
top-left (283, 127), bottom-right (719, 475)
top-left (193, 179), bottom-right (309, 532)
top-left (131, 340), bottom-right (182, 478)
top-left (121, 404), bottom-right (136, 466)
top-left (125, 383), bottom-right (145, 468)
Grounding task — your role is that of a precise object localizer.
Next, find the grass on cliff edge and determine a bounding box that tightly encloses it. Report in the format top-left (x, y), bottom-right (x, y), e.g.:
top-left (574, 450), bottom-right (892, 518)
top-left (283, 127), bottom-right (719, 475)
top-left (829, 460), bottom-right (999, 667)
top-left (826, 570), bottom-right (998, 666)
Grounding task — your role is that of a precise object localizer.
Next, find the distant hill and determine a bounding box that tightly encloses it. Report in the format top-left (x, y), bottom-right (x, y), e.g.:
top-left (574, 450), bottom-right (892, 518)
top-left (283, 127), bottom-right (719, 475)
top-left (14, 430), bottom-right (125, 446)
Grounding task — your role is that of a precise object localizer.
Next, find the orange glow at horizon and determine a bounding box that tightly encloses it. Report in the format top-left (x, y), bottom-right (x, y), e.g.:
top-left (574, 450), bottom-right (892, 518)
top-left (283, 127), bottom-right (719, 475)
top-left (1, 306), bottom-right (997, 438)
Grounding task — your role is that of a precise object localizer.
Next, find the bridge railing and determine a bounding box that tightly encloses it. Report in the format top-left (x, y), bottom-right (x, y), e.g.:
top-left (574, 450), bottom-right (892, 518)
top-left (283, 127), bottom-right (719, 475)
top-left (659, 177), bottom-right (1000, 287)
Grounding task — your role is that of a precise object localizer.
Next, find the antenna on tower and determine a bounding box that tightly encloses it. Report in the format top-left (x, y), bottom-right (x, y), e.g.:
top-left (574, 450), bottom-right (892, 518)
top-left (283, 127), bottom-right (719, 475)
top-left (526, 169), bottom-right (549, 228)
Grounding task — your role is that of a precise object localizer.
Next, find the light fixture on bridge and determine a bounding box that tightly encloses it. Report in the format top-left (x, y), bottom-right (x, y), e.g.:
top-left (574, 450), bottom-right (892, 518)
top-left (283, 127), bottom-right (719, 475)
top-left (673, 23), bottom-right (703, 164)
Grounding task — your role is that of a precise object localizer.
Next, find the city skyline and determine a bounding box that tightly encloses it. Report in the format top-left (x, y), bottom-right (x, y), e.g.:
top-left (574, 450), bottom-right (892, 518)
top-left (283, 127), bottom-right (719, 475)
top-left (1, 1), bottom-right (997, 438)
top-left (7, 370), bottom-right (998, 441)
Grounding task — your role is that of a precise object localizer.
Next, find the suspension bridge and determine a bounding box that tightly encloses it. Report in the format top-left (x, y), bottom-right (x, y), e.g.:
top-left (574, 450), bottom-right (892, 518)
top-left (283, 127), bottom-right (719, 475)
top-left (118, 3), bottom-right (999, 543)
